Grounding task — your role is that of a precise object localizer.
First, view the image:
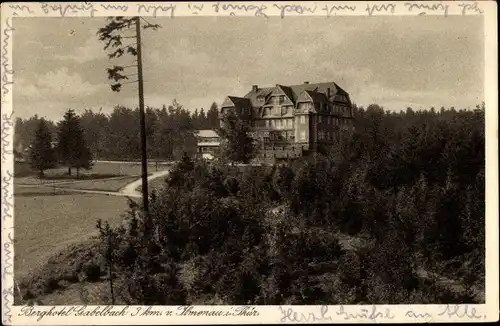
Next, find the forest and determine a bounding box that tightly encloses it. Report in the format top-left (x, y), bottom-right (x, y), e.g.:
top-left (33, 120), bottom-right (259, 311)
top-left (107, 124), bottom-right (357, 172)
top-left (14, 101), bottom-right (219, 162)
top-left (93, 103), bottom-right (485, 304)
top-left (16, 102), bottom-right (485, 304)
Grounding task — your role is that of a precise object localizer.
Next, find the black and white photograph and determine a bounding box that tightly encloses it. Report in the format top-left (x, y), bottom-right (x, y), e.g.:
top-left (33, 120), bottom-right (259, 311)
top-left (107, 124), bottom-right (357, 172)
top-left (2, 1), bottom-right (496, 318)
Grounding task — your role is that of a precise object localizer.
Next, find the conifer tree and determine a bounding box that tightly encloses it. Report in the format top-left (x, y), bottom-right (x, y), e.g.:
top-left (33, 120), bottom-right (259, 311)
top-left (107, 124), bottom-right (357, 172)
top-left (218, 112), bottom-right (256, 164)
top-left (56, 109), bottom-right (93, 177)
top-left (29, 119), bottom-right (56, 177)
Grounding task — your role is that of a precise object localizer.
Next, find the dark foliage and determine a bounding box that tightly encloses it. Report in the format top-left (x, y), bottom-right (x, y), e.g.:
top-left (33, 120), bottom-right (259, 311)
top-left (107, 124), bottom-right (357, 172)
top-left (56, 109), bottom-right (93, 177)
top-left (90, 103), bottom-right (485, 305)
top-left (29, 119), bottom-right (57, 176)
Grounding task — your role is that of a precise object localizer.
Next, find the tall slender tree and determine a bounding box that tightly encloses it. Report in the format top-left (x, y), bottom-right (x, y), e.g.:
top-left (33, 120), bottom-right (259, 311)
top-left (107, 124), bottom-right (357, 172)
top-left (56, 109), bottom-right (93, 177)
top-left (207, 102), bottom-right (219, 129)
top-left (29, 119), bottom-right (56, 177)
top-left (97, 16), bottom-right (161, 219)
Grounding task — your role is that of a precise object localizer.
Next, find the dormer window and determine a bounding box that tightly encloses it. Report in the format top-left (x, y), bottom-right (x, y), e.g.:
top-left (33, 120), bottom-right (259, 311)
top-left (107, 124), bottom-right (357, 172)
top-left (273, 96), bottom-right (284, 105)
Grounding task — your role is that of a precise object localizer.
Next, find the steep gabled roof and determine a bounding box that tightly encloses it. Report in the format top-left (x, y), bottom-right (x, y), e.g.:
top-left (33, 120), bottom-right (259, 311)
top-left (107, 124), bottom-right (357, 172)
top-left (220, 96), bottom-right (235, 108)
top-left (305, 90), bottom-right (329, 103)
top-left (227, 96), bottom-right (252, 109)
top-left (296, 90), bottom-right (313, 103)
top-left (238, 81), bottom-right (350, 108)
top-left (289, 82), bottom-right (346, 100)
top-left (243, 87), bottom-right (273, 107)
top-left (277, 85), bottom-right (295, 104)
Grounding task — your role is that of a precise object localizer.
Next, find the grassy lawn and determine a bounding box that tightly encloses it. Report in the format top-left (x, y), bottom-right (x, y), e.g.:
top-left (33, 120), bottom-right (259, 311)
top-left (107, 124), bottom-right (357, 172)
top-left (14, 188), bottom-right (130, 281)
top-left (15, 161), bottom-right (169, 181)
top-left (51, 176), bottom-right (139, 192)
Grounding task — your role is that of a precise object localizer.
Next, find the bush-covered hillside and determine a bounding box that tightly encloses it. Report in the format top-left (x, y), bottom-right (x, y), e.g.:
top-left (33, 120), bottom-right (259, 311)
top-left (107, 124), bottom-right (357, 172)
top-left (92, 104), bottom-right (485, 304)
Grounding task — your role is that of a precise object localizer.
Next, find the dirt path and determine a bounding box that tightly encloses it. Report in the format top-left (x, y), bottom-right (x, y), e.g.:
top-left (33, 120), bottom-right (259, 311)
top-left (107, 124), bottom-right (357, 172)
top-left (118, 170), bottom-right (170, 197)
top-left (16, 170), bottom-right (170, 199)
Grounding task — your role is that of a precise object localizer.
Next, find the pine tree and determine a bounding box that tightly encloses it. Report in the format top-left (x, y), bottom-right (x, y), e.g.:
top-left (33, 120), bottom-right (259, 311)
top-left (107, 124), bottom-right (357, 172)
top-left (56, 109), bottom-right (93, 177)
top-left (218, 112), bottom-right (256, 164)
top-left (29, 119), bottom-right (56, 177)
top-left (207, 102), bottom-right (219, 129)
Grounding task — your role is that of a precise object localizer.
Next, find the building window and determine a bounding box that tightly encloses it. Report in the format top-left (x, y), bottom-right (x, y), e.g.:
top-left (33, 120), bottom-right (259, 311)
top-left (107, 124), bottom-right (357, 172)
top-left (273, 96), bottom-right (284, 105)
top-left (287, 119), bottom-right (294, 129)
top-left (318, 115), bottom-right (323, 123)
top-left (265, 120), bottom-right (270, 127)
top-left (300, 131), bottom-right (306, 140)
top-left (300, 115), bottom-right (306, 124)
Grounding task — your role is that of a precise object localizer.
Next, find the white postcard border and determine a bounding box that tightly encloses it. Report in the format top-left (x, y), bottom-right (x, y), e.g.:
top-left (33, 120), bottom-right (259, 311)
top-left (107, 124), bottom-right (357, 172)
top-left (1, 1), bottom-right (498, 325)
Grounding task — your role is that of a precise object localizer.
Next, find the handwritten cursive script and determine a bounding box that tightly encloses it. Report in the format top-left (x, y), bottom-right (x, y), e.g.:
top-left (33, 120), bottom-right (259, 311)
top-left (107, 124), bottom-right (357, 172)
top-left (2, 232), bottom-right (14, 280)
top-left (405, 309), bottom-right (433, 321)
top-left (2, 287), bottom-right (14, 324)
top-left (40, 2), bottom-right (97, 17)
top-left (1, 18), bottom-right (14, 97)
top-left (322, 4), bottom-right (357, 17)
top-left (1, 112), bottom-right (14, 163)
top-left (404, 2), bottom-right (449, 17)
top-left (273, 3), bottom-right (317, 19)
top-left (137, 3), bottom-right (176, 18)
top-left (212, 2), bottom-right (268, 17)
top-left (337, 305), bottom-right (395, 321)
top-left (279, 305), bottom-right (332, 323)
top-left (1, 169), bottom-right (13, 221)
top-left (437, 304), bottom-right (485, 319)
top-left (366, 3), bottom-right (396, 16)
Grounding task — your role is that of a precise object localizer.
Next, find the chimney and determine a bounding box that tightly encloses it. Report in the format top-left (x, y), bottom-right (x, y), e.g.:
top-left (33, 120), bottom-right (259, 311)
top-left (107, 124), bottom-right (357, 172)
top-left (304, 81), bottom-right (309, 84)
top-left (252, 85), bottom-right (258, 92)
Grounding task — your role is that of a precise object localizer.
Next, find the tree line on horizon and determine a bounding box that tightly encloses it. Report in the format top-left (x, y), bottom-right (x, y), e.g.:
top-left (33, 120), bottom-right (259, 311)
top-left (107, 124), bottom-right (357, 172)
top-left (16, 102), bottom-right (484, 176)
top-left (15, 101), bottom-right (220, 172)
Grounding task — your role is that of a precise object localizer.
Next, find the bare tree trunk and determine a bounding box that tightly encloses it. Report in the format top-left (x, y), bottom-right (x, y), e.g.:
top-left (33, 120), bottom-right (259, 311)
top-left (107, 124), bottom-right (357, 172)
top-left (68, 167), bottom-right (72, 176)
top-left (76, 168), bottom-right (80, 179)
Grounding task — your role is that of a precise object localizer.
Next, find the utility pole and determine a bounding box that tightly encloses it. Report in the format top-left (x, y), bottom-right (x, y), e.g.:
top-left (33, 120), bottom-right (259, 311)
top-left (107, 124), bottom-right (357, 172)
top-left (135, 16), bottom-right (149, 217)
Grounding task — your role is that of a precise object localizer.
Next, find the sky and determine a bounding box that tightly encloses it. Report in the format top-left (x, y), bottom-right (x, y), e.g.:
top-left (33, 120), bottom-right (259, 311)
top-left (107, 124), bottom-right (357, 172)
top-left (13, 15), bottom-right (484, 121)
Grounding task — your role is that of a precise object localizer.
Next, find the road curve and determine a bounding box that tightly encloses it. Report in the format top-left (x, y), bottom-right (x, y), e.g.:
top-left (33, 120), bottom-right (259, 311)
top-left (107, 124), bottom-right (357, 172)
top-left (118, 170), bottom-right (170, 197)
